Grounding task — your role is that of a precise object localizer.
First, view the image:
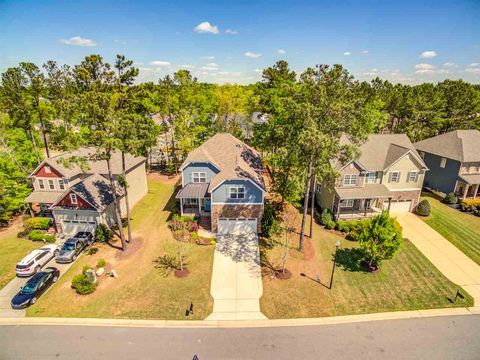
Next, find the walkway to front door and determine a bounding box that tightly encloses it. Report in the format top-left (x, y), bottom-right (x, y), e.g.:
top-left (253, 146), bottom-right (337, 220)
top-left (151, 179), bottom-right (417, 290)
top-left (206, 232), bottom-right (267, 320)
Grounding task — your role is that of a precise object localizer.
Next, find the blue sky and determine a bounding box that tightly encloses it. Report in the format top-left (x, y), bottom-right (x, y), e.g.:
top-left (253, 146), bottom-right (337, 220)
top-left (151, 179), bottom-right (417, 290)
top-left (1, 0), bottom-right (479, 84)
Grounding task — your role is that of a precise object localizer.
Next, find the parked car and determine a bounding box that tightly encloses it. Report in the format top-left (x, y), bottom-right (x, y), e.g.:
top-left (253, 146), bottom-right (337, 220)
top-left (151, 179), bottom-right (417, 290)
top-left (72, 231), bottom-right (94, 245)
top-left (15, 244), bottom-right (60, 277)
top-left (11, 267), bottom-right (60, 309)
top-left (55, 237), bottom-right (89, 263)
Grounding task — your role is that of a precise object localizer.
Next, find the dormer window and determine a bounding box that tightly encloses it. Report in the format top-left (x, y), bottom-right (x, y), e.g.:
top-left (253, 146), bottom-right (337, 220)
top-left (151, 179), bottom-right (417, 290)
top-left (192, 172), bottom-right (206, 183)
top-left (343, 174), bottom-right (358, 186)
top-left (44, 165), bottom-right (51, 173)
top-left (440, 157), bottom-right (447, 168)
top-left (229, 186), bottom-right (245, 199)
top-left (70, 193), bottom-right (78, 205)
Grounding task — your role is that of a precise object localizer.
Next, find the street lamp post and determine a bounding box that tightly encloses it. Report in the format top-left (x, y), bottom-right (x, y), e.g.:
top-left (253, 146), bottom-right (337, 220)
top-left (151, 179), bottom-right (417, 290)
top-left (329, 240), bottom-right (341, 289)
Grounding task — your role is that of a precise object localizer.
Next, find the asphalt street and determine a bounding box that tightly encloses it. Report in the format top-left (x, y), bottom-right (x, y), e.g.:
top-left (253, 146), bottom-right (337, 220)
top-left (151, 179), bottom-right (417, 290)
top-left (1, 315), bottom-right (480, 359)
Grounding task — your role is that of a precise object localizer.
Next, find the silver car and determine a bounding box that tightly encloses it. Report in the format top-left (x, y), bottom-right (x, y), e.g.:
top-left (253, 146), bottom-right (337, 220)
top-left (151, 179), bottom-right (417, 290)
top-left (55, 238), bottom-right (88, 263)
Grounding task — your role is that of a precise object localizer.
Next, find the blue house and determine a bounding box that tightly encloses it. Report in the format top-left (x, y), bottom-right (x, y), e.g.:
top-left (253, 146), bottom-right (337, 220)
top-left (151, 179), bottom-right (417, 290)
top-left (415, 130), bottom-right (480, 200)
top-left (176, 133), bottom-right (265, 234)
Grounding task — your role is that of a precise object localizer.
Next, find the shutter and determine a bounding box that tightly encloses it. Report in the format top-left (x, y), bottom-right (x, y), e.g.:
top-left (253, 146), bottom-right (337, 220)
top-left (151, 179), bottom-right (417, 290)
top-left (397, 171), bottom-right (401, 183)
top-left (388, 172), bottom-right (393, 183)
top-left (406, 171), bottom-right (410, 183)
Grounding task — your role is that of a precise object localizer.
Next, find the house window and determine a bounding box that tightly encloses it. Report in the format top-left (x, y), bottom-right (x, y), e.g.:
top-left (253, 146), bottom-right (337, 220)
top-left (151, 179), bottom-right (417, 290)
top-left (184, 198), bottom-right (198, 205)
top-left (70, 193), bottom-right (78, 205)
top-left (440, 157), bottom-right (447, 168)
top-left (228, 186), bottom-right (245, 199)
top-left (38, 179), bottom-right (45, 190)
top-left (340, 199), bottom-right (354, 208)
top-left (192, 172), bottom-right (206, 183)
top-left (342, 174), bottom-right (358, 186)
top-left (389, 171), bottom-right (400, 183)
top-left (58, 179), bottom-right (65, 190)
top-left (408, 171), bottom-right (418, 182)
top-left (419, 151), bottom-right (425, 159)
top-left (365, 172), bottom-right (376, 184)
top-left (44, 165), bottom-right (51, 173)
top-left (48, 179), bottom-right (55, 190)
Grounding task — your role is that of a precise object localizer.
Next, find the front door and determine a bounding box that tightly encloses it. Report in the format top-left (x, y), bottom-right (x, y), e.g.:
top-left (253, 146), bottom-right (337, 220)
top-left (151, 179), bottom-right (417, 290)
top-left (204, 198), bottom-right (211, 212)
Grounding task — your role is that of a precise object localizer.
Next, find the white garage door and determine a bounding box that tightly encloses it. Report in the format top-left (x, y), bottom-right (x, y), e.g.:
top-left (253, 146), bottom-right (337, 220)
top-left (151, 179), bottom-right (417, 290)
top-left (61, 220), bottom-right (97, 235)
top-left (386, 200), bottom-right (412, 214)
top-left (217, 218), bottom-right (257, 235)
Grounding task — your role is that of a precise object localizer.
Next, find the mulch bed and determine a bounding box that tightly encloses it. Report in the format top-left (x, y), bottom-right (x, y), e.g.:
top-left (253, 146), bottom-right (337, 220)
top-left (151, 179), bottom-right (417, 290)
top-left (275, 268), bottom-right (292, 280)
top-left (361, 260), bottom-right (379, 273)
top-left (174, 268), bottom-right (190, 278)
top-left (196, 239), bottom-right (212, 246)
top-left (115, 236), bottom-right (144, 260)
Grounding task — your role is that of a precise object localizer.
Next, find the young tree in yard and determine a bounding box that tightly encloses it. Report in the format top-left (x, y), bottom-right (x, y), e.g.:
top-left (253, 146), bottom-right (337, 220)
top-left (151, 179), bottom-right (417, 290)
top-left (358, 212), bottom-right (402, 270)
top-left (279, 209), bottom-right (297, 275)
top-left (169, 217), bottom-right (190, 273)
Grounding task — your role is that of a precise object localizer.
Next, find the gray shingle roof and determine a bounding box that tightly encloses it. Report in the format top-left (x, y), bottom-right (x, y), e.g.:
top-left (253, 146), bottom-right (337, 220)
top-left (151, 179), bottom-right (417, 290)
top-left (69, 174), bottom-right (123, 211)
top-left (180, 133), bottom-right (264, 192)
top-left (337, 134), bottom-right (427, 171)
top-left (459, 174), bottom-right (480, 185)
top-left (414, 130), bottom-right (480, 162)
top-left (25, 191), bottom-right (64, 204)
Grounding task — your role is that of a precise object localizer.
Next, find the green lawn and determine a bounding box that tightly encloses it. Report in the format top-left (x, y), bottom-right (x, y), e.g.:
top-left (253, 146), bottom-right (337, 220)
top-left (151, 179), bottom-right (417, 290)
top-left (0, 223), bottom-right (39, 290)
top-left (421, 193), bottom-right (480, 266)
top-left (260, 215), bottom-right (473, 319)
top-left (27, 175), bottom-right (214, 320)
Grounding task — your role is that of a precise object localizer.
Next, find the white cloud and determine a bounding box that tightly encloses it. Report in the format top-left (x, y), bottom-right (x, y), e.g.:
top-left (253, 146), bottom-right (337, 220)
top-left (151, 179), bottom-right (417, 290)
top-left (201, 62), bottom-right (219, 71)
top-left (178, 64), bottom-right (194, 69)
top-left (149, 61), bottom-right (171, 68)
top-left (362, 50), bottom-right (369, 54)
top-left (343, 51), bottom-right (351, 56)
top-left (465, 67), bottom-right (480, 74)
top-left (244, 51), bottom-right (262, 58)
top-left (254, 68), bottom-right (262, 73)
top-left (60, 36), bottom-right (96, 47)
top-left (443, 62), bottom-right (457, 68)
top-left (277, 49), bottom-right (286, 54)
top-left (468, 63), bottom-right (479, 67)
top-left (420, 50), bottom-right (437, 58)
top-left (225, 29), bottom-right (238, 35)
top-left (201, 56), bottom-right (215, 60)
top-left (194, 22), bottom-right (219, 34)
top-left (414, 63), bottom-right (435, 74)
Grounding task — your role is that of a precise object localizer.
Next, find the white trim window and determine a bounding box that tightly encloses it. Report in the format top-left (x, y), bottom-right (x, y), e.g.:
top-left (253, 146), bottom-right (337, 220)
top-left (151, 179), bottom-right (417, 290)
top-left (340, 199), bottom-right (354, 208)
top-left (44, 165), bottom-right (51, 173)
top-left (440, 157), bottom-right (447, 168)
top-left (48, 179), bottom-right (55, 190)
top-left (365, 172), bottom-right (376, 184)
top-left (192, 172), bottom-right (207, 183)
top-left (389, 171), bottom-right (400, 183)
top-left (228, 186), bottom-right (245, 199)
top-left (70, 193), bottom-right (78, 205)
top-left (184, 198), bottom-right (198, 205)
top-left (58, 179), bottom-right (65, 190)
top-left (342, 174), bottom-right (358, 186)
top-left (38, 179), bottom-right (45, 190)
top-left (408, 171), bottom-right (418, 183)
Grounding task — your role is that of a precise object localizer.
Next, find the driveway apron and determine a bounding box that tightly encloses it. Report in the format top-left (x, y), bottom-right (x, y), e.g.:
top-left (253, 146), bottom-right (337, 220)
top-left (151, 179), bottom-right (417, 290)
top-left (206, 233), bottom-right (267, 320)
top-left (397, 213), bottom-right (480, 305)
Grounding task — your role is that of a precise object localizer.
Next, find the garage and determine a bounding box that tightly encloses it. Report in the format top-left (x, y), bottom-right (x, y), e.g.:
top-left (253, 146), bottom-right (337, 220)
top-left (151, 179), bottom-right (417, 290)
top-left (61, 219), bottom-right (97, 235)
top-left (217, 218), bottom-right (257, 235)
top-left (385, 200), bottom-right (412, 213)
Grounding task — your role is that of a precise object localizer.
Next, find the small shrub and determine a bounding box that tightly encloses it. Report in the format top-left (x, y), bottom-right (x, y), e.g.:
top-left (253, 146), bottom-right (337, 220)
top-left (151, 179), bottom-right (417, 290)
top-left (416, 199), bottom-right (431, 216)
top-left (460, 202), bottom-right (470, 212)
top-left (325, 220), bottom-right (336, 230)
top-left (82, 265), bottom-right (93, 273)
top-left (87, 247), bottom-right (98, 255)
top-left (24, 217), bottom-right (52, 230)
top-left (261, 203), bottom-right (281, 237)
top-left (443, 192), bottom-right (458, 204)
top-left (190, 232), bottom-right (199, 241)
top-left (17, 229), bottom-right (29, 238)
top-left (320, 208), bottom-right (333, 226)
top-left (28, 230), bottom-right (56, 243)
top-left (96, 258), bottom-right (106, 268)
top-left (71, 273), bottom-right (98, 295)
top-left (95, 224), bottom-right (113, 243)
top-left (463, 199), bottom-right (480, 206)
top-left (335, 221), bottom-right (349, 233)
top-left (186, 222), bottom-right (199, 232)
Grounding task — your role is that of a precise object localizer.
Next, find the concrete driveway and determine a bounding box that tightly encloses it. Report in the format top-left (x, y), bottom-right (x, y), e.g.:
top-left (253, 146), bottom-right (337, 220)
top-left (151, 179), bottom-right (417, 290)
top-left (0, 242), bottom-right (76, 318)
top-left (206, 233), bottom-right (267, 320)
top-left (397, 213), bottom-right (480, 305)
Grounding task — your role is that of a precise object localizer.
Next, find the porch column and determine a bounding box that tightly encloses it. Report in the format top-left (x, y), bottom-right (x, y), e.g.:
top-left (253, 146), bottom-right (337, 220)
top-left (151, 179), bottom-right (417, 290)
top-left (198, 198), bottom-right (201, 215)
top-left (463, 184), bottom-right (470, 199)
top-left (180, 198), bottom-right (184, 216)
top-left (387, 198), bottom-right (392, 214)
top-left (473, 184), bottom-right (479, 199)
top-left (336, 197), bottom-right (341, 220)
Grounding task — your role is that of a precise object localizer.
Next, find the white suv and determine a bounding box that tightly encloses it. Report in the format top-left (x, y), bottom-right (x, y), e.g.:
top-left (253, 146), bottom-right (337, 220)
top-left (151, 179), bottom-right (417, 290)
top-left (16, 244), bottom-right (60, 277)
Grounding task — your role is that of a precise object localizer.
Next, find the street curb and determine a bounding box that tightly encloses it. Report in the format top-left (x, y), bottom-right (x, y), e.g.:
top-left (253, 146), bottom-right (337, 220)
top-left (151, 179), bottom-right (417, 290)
top-left (1, 307), bottom-right (479, 329)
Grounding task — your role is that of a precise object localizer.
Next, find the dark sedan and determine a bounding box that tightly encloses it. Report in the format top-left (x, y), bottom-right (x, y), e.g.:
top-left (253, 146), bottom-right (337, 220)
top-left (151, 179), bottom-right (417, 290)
top-left (11, 267), bottom-right (60, 309)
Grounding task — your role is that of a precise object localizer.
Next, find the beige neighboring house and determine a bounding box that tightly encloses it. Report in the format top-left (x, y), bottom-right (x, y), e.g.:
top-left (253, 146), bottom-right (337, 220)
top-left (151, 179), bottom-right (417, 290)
top-left (317, 134), bottom-right (428, 220)
top-left (25, 148), bottom-right (148, 235)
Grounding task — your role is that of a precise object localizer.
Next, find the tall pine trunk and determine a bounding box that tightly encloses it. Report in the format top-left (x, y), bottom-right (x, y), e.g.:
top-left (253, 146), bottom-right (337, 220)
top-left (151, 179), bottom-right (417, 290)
top-left (309, 178), bottom-right (316, 238)
top-left (38, 114), bottom-right (50, 158)
top-left (121, 151), bottom-right (133, 244)
top-left (29, 129), bottom-right (41, 164)
top-left (106, 155), bottom-right (127, 251)
top-left (299, 158), bottom-right (313, 252)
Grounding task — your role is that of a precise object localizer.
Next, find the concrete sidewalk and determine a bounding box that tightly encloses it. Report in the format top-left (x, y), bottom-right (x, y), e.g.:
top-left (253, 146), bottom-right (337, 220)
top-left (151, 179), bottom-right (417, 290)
top-left (397, 213), bottom-right (480, 304)
top-left (206, 233), bottom-right (267, 320)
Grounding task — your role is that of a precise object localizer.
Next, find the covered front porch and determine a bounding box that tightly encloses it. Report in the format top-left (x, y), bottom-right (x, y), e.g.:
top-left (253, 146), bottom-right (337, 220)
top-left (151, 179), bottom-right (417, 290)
top-left (333, 184), bottom-right (392, 220)
top-left (176, 183), bottom-right (211, 217)
top-left (455, 176), bottom-right (480, 200)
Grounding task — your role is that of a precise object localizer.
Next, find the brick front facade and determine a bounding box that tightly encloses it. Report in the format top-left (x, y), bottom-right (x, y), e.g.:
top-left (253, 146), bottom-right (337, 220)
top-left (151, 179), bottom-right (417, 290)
top-left (211, 204), bottom-right (264, 233)
top-left (389, 189), bottom-right (422, 209)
